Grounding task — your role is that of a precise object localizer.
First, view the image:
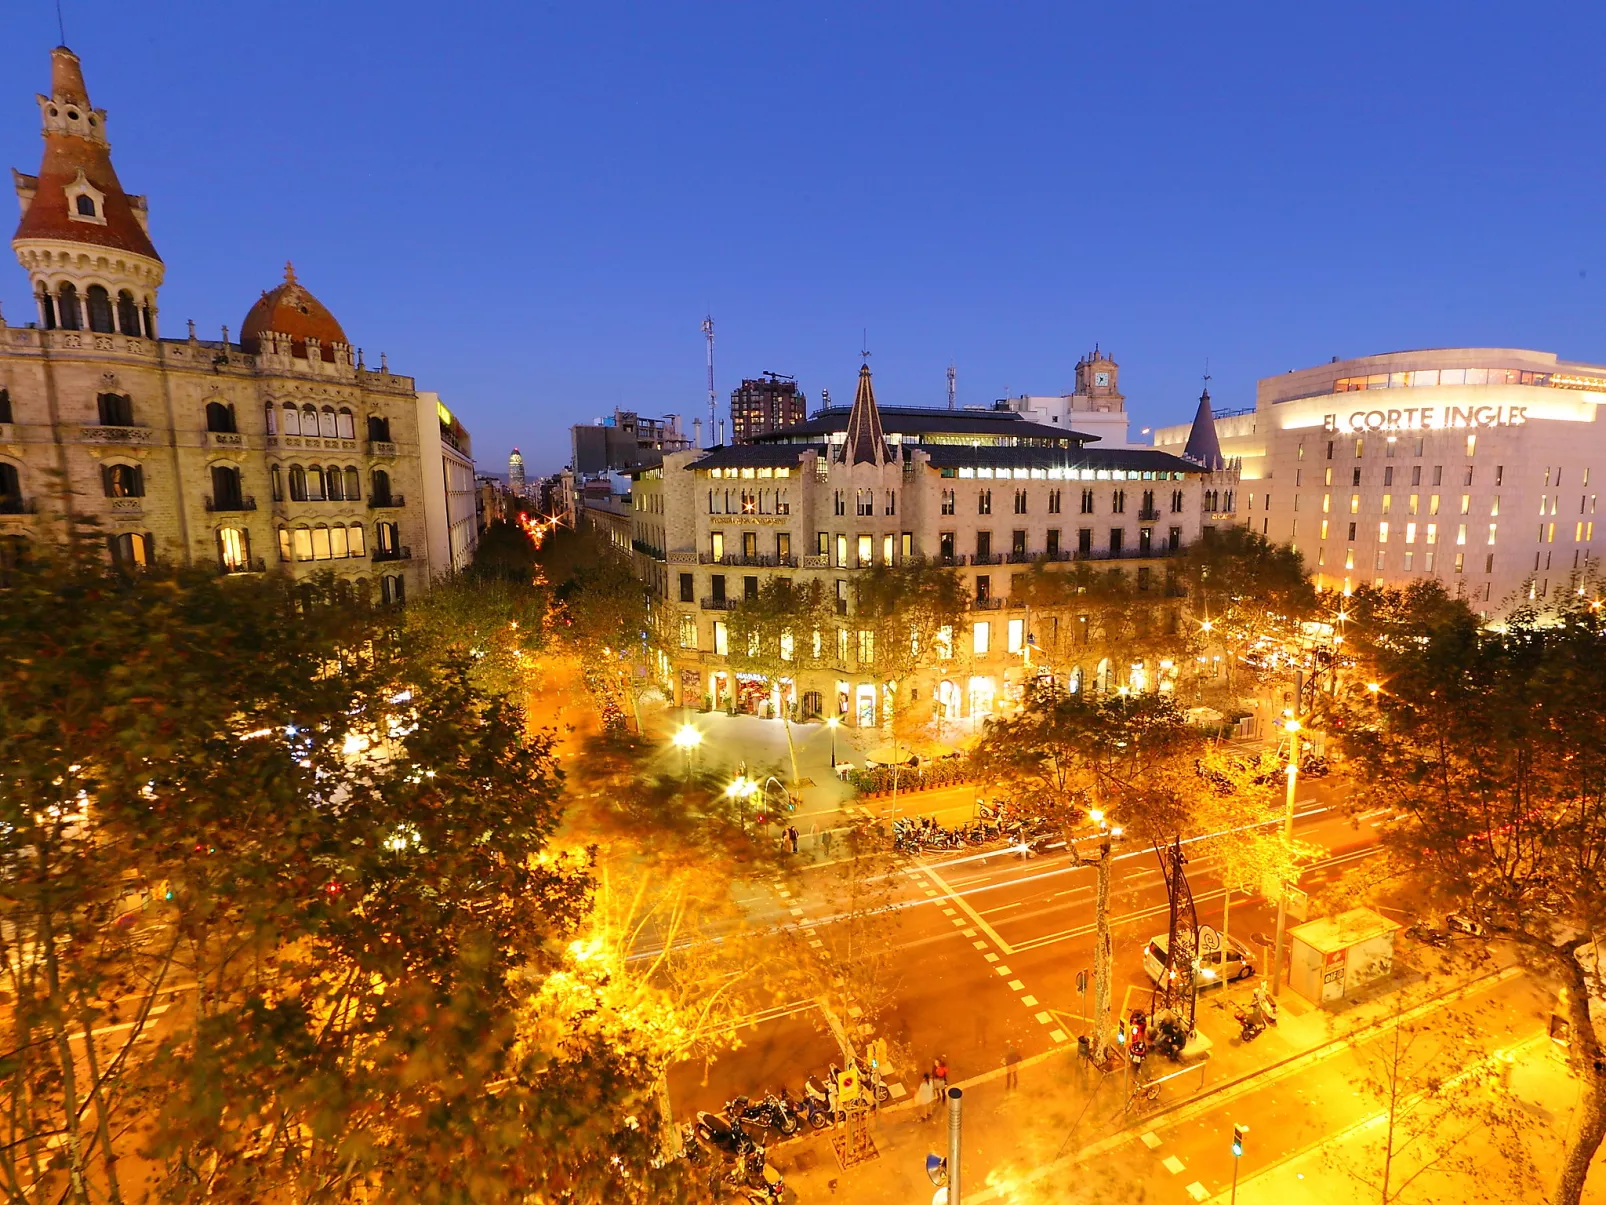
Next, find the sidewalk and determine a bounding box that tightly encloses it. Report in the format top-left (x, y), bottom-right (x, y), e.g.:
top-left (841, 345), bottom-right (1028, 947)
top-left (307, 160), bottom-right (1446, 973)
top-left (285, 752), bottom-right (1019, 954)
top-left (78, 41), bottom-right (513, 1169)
top-left (770, 950), bottom-right (1538, 1202)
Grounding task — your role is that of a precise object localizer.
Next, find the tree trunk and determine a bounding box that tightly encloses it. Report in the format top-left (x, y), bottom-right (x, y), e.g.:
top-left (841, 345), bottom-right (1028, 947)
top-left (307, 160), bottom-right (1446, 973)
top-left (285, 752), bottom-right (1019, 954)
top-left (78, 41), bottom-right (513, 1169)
top-left (780, 700), bottom-right (800, 787)
top-left (1555, 952), bottom-right (1606, 1205)
top-left (653, 1073), bottom-right (680, 1165)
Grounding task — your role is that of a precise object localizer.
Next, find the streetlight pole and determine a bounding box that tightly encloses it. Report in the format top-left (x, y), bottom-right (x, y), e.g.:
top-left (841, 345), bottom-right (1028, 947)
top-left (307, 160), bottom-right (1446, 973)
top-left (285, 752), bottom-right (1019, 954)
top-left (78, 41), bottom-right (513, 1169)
top-left (947, 1087), bottom-right (963, 1205)
top-left (826, 715), bottom-right (838, 768)
top-left (1084, 810), bottom-right (1122, 1062)
top-left (1270, 677), bottom-right (1302, 999)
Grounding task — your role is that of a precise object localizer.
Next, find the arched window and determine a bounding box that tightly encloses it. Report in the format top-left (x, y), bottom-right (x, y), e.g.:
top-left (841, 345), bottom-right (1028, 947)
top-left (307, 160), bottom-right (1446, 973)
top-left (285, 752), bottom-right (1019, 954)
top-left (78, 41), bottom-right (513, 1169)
top-left (367, 415), bottom-right (390, 442)
top-left (311, 525), bottom-right (332, 561)
top-left (319, 407), bottom-right (337, 438)
top-left (209, 465), bottom-right (244, 510)
top-left (217, 528), bottom-right (250, 573)
top-left (293, 527), bottom-right (314, 560)
top-left (76, 194), bottom-right (96, 217)
top-left (376, 521), bottom-right (398, 554)
top-left (278, 527), bottom-right (293, 562)
top-left (0, 463), bottom-right (21, 512)
top-left (347, 523), bottom-right (366, 556)
top-left (343, 467), bottom-right (360, 500)
top-left (37, 288), bottom-right (56, 330)
top-left (264, 404), bottom-right (278, 436)
top-left (96, 393), bottom-right (133, 426)
top-left (108, 532), bottom-right (151, 569)
top-left (336, 408), bottom-right (355, 440)
top-left (329, 525), bottom-right (349, 558)
top-left (205, 401), bottom-right (236, 433)
top-left (302, 405), bottom-right (318, 436)
top-left (381, 574), bottom-right (405, 605)
top-left (371, 469), bottom-right (392, 504)
top-left (103, 463), bottom-right (143, 498)
top-left (271, 464), bottom-right (283, 502)
top-left (325, 464), bottom-right (344, 501)
top-left (57, 283), bottom-right (81, 330)
top-left (288, 465), bottom-right (307, 502)
top-left (142, 300), bottom-right (154, 339)
top-left (306, 466), bottom-right (325, 501)
top-left (86, 285), bottom-right (113, 334)
top-left (116, 290), bottom-right (141, 336)
top-left (282, 404), bottom-right (301, 436)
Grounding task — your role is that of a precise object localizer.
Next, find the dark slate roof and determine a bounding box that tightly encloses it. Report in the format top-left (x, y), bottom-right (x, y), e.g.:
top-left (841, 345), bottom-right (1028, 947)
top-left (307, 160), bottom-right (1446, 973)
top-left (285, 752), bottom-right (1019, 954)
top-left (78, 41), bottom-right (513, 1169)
top-left (920, 445), bottom-right (1206, 474)
top-left (839, 364), bottom-right (891, 466)
top-left (755, 404), bottom-right (1096, 445)
top-left (1182, 389), bottom-right (1225, 470)
top-left (684, 444), bottom-right (811, 470)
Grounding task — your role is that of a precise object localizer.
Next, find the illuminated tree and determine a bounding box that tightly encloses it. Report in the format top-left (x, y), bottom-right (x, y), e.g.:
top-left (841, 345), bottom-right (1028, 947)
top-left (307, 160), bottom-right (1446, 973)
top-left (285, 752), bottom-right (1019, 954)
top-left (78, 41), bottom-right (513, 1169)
top-left (1335, 581), bottom-right (1606, 1205)
top-left (1178, 525), bottom-right (1317, 696)
top-left (727, 577), bottom-right (832, 784)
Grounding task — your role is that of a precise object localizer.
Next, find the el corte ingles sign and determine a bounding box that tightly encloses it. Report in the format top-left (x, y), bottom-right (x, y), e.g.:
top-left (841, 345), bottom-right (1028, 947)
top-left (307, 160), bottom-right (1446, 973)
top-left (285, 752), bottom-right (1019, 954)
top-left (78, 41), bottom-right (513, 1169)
top-left (1324, 404), bottom-right (1528, 433)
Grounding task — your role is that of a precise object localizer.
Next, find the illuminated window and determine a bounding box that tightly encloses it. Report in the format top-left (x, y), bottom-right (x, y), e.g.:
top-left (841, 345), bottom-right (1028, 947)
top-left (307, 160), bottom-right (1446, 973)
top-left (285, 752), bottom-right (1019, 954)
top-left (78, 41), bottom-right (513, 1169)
top-left (1426, 523), bottom-right (1437, 545)
top-left (858, 630), bottom-right (875, 663)
top-left (1465, 435), bottom-right (1477, 457)
top-left (1408, 494), bottom-right (1419, 515)
top-left (1460, 494), bottom-right (1470, 515)
top-left (1317, 547), bottom-right (1326, 566)
top-left (1487, 524), bottom-right (1497, 546)
top-left (1322, 493), bottom-right (1331, 514)
top-left (1381, 494), bottom-right (1391, 515)
top-left (1430, 494), bottom-right (1440, 515)
top-left (857, 534), bottom-right (873, 566)
top-left (1344, 548), bottom-right (1355, 570)
top-left (973, 622), bottom-right (990, 656)
top-left (1349, 494), bottom-right (1359, 514)
top-left (1008, 618), bottom-right (1024, 653)
top-left (1405, 522), bottom-right (1417, 544)
top-left (1320, 519), bottom-right (1329, 540)
top-left (1454, 552), bottom-right (1465, 573)
top-left (713, 621), bottom-right (728, 656)
top-left (1491, 497), bottom-right (1500, 517)
top-left (883, 534), bottom-right (894, 564)
top-left (1324, 468), bottom-right (1333, 487)
top-left (1456, 524), bottom-right (1467, 546)
top-left (1378, 522), bottom-right (1389, 543)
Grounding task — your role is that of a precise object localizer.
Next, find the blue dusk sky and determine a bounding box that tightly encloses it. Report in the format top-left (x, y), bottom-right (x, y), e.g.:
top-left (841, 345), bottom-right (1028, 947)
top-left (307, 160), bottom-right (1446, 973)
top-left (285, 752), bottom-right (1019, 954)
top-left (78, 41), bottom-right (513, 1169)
top-left (3, 2), bottom-right (1603, 477)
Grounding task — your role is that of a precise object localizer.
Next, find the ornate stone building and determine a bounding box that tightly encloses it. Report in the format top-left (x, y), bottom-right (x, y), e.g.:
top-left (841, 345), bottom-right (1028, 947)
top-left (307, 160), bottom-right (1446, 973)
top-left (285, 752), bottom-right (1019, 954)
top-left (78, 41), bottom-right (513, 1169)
top-left (634, 360), bottom-right (1239, 727)
top-left (1, 46), bottom-right (432, 599)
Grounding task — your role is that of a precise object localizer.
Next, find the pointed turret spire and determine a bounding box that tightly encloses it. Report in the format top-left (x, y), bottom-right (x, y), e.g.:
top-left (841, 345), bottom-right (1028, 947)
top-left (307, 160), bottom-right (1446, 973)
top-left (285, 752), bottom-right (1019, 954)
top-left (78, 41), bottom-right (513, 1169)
top-left (1183, 386), bottom-right (1225, 470)
top-left (839, 362), bottom-right (890, 465)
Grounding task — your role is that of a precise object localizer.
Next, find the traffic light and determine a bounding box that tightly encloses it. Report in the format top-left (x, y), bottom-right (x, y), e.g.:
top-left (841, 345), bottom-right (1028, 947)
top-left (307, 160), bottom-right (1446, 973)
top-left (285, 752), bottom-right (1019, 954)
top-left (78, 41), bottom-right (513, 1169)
top-left (1232, 1124), bottom-right (1248, 1158)
top-left (1117, 1017), bottom-right (1128, 1046)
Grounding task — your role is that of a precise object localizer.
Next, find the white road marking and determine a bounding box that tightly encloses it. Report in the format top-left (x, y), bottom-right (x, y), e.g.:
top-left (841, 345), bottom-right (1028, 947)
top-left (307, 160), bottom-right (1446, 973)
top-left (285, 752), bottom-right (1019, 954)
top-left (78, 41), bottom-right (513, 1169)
top-left (1186, 1181), bottom-right (1209, 1200)
top-left (923, 863), bottom-right (1017, 955)
top-left (1008, 980), bottom-right (1025, 991)
top-left (972, 940), bottom-right (988, 950)
top-left (1140, 1131), bottom-right (1161, 1149)
top-left (962, 927), bottom-right (977, 937)
top-left (1034, 1011), bottom-right (1052, 1024)
top-left (1049, 1029), bottom-right (1068, 1043)
top-left (994, 966), bottom-right (1012, 976)
top-left (1021, 995), bottom-right (1038, 1007)
top-left (1161, 1155), bottom-right (1186, 1175)
top-left (984, 953), bottom-right (999, 963)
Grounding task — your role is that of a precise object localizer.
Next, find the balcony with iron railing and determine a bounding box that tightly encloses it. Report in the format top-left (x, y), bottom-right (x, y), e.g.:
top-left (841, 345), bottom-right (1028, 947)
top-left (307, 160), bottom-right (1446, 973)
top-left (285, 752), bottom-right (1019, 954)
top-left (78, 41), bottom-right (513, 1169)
top-left (698, 552), bottom-right (798, 567)
top-left (0, 496), bottom-right (37, 517)
top-left (632, 539), bottom-right (666, 561)
top-left (701, 597), bottom-right (738, 611)
top-left (219, 557), bottom-right (268, 575)
top-left (1138, 507), bottom-right (1162, 521)
top-left (970, 552), bottom-right (1003, 565)
top-left (368, 494), bottom-right (406, 509)
top-left (372, 545), bottom-right (412, 563)
top-left (204, 495), bottom-right (257, 513)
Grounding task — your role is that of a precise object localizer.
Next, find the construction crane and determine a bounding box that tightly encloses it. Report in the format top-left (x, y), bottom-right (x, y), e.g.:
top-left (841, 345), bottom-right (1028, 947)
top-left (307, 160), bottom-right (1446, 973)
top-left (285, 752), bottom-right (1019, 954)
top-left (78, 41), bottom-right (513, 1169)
top-left (702, 316), bottom-right (716, 442)
top-left (947, 362), bottom-right (957, 410)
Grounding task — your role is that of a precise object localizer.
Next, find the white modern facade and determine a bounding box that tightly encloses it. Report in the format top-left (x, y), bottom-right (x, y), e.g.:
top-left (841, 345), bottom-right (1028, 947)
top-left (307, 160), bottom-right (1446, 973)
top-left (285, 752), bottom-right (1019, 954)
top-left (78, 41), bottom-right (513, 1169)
top-left (417, 391), bottom-right (478, 576)
top-left (1154, 349), bottom-right (1606, 613)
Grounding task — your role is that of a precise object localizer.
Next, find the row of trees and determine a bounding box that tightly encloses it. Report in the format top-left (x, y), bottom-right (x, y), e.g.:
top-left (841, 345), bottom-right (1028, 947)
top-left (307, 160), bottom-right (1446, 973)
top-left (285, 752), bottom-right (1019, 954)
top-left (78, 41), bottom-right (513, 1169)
top-left (0, 530), bottom-right (729, 1204)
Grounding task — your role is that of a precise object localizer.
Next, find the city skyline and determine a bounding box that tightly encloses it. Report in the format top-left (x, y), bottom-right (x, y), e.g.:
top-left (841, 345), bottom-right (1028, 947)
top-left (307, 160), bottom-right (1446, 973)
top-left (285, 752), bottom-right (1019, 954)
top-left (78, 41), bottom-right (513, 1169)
top-left (3, 4), bottom-right (1605, 478)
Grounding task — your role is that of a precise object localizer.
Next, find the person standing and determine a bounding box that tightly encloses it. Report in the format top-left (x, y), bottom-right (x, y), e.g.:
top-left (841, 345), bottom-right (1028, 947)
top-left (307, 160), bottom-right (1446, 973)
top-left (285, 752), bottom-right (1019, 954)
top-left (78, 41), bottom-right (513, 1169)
top-left (787, 825), bottom-right (799, 854)
top-left (821, 827), bottom-right (834, 859)
top-left (932, 1055), bottom-right (949, 1097)
top-left (1004, 1045), bottom-right (1021, 1090)
top-left (915, 1073), bottom-right (936, 1121)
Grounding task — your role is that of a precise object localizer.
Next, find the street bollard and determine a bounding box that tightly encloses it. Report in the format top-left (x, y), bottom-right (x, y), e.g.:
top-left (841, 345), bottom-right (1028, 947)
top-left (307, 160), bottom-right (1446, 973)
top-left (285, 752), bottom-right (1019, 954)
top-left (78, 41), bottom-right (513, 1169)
top-left (947, 1087), bottom-right (963, 1205)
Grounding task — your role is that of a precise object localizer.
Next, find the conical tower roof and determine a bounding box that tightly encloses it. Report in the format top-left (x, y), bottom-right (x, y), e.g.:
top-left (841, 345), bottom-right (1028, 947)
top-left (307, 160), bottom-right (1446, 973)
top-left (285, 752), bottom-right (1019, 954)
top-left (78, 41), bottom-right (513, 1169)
top-left (12, 46), bottom-right (160, 263)
top-left (1183, 387), bottom-right (1224, 470)
top-left (839, 363), bottom-right (890, 465)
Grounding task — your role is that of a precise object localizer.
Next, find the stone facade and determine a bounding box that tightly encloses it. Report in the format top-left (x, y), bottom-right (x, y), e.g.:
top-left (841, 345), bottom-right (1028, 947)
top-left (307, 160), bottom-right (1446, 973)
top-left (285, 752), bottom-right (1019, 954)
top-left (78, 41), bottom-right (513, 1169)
top-left (1, 46), bottom-right (437, 600)
top-left (633, 363), bottom-right (1238, 727)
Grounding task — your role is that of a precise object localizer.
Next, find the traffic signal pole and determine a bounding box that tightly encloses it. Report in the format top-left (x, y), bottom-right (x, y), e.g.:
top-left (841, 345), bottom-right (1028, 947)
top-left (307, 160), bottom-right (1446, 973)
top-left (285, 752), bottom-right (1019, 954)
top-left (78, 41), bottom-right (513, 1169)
top-left (1270, 674), bottom-right (1302, 999)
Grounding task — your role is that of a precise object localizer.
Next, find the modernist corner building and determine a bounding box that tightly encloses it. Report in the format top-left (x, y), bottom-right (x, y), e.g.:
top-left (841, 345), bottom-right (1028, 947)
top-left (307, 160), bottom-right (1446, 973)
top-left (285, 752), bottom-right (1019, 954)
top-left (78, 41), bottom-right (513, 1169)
top-left (630, 354), bottom-right (1241, 727)
top-left (0, 46), bottom-right (473, 594)
top-left (1154, 349), bottom-right (1606, 614)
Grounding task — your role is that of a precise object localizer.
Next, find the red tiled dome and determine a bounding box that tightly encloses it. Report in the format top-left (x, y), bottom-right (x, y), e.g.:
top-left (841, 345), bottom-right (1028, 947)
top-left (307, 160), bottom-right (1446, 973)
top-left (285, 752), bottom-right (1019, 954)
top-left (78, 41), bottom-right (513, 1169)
top-left (239, 263), bottom-right (347, 361)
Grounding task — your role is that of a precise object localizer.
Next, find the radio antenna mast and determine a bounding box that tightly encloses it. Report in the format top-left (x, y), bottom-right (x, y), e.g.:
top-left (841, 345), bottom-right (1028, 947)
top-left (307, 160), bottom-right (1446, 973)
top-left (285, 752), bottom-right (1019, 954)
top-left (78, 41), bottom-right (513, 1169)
top-left (947, 362), bottom-right (956, 410)
top-left (701, 315), bottom-right (716, 442)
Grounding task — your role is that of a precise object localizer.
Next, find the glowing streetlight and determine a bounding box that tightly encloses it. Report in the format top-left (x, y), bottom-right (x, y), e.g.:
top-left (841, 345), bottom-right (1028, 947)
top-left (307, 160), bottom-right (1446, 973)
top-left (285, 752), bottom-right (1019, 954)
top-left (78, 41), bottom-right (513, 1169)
top-left (1200, 619), bottom-right (1214, 633)
top-left (1365, 682), bottom-right (1381, 694)
top-left (1089, 808), bottom-right (1105, 825)
top-left (672, 725), bottom-right (702, 751)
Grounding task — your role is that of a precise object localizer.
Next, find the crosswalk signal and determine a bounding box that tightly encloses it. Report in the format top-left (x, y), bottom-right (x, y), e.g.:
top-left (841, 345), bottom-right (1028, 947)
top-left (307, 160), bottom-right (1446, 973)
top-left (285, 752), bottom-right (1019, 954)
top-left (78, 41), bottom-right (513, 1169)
top-left (1117, 1018), bottom-right (1128, 1046)
top-left (1232, 1124), bottom-right (1248, 1158)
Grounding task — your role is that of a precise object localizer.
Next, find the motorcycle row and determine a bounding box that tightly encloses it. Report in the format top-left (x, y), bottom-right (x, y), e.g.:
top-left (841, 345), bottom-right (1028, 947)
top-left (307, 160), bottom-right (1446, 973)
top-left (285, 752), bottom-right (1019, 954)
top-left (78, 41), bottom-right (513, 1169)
top-left (891, 802), bottom-right (1057, 856)
top-left (685, 1061), bottom-right (894, 1199)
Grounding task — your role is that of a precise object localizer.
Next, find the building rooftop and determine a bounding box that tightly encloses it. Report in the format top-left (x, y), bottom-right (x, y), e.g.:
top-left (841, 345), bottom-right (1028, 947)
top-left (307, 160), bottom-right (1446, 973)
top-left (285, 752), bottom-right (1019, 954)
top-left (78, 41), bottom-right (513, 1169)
top-left (755, 403), bottom-right (1096, 446)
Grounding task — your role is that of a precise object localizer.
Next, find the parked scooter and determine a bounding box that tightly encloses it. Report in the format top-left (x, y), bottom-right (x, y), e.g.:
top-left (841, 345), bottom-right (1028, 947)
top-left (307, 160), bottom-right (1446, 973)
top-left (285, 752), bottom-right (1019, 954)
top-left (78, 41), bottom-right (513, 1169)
top-left (1231, 1003), bottom-right (1266, 1042)
top-left (800, 1074), bottom-right (834, 1129)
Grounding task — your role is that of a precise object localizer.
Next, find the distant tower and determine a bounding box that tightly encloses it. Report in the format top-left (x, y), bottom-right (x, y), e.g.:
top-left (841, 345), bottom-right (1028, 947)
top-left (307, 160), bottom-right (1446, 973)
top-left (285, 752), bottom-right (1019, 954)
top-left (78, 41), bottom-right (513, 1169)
top-left (508, 448), bottom-right (526, 497)
top-left (702, 315), bottom-right (716, 441)
top-left (947, 363), bottom-right (956, 410)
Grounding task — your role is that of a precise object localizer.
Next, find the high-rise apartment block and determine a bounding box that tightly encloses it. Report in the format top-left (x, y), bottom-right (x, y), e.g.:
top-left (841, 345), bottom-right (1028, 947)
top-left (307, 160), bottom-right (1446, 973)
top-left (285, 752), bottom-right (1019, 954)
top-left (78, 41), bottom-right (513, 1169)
top-left (730, 373), bottom-right (807, 443)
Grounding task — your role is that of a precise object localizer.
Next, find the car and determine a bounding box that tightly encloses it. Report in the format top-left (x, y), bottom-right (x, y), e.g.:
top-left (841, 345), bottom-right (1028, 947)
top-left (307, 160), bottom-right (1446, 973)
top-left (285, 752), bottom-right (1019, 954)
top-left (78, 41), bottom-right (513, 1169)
top-left (1142, 933), bottom-right (1256, 989)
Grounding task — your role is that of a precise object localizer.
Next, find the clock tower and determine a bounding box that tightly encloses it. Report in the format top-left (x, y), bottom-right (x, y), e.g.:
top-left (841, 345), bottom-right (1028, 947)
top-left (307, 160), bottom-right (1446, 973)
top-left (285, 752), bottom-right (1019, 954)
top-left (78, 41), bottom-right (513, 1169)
top-left (1074, 346), bottom-right (1122, 408)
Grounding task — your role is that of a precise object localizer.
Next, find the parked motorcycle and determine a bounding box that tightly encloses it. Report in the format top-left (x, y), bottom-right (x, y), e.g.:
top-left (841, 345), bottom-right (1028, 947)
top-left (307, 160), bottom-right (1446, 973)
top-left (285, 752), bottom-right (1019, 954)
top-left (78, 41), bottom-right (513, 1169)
top-left (800, 1074), bottom-right (834, 1129)
top-left (1231, 1004), bottom-right (1266, 1043)
top-left (694, 1109), bottom-right (755, 1158)
top-left (728, 1093), bottom-right (799, 1136)
top-left (1404, 922), bottom-right (1451, 947)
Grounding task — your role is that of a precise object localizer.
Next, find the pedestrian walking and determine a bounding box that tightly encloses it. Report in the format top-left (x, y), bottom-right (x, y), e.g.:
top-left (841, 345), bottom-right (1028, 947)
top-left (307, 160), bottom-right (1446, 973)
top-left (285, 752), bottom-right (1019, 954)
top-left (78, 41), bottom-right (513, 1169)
top-left (1004, 1045), bottom-right (1020, 1091)
top-left (787, 825), bottom-right (799, 854)
top-left (932, 1055), bottom-right (949, 1096)
top-left (915, 1073), bottom-right (936, 1121)
top-left (821, 828), bottom-right (834, 859)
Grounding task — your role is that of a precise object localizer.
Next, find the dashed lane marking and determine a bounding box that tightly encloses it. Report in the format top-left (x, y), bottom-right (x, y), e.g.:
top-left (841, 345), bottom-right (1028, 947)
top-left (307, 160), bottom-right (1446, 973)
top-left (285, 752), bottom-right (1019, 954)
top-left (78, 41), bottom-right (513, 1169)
top-left (1034, 1011), bottom-right (1052, 1025)
top-left (962, 927), bottom-right (977, 937)
top-left (1021, 995), bottom-right (1038, 1007)
top-left (1186, 1182), bottom-right (1209, 1201)
top-left (1007, 980), bottom-right (1025, 991)
top-left (922, 862), bottom-right (1015, 955)
top-left (994, 966), bottom-right (1012, 976)
top-left (984, 953), bottom-right (999, 963)
top-left (972, 940), bottom-right (988, 950)
top-left (1161, 1155), bottom-right (1186, 1175)
top-left (1049, 1029), bottom-right (1068, 1043)
top-left (1139, 1132), bottom-right (1161, 1149)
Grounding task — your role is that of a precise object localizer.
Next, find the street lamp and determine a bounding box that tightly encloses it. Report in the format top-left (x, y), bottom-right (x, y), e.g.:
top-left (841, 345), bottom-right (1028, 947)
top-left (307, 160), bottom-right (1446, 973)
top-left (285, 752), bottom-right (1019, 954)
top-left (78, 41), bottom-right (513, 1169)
top-left (672, 724), bottom-right (702, 780)
top-left (826, 715), bottom-right (839, 768)
top-left (1271, 712), bottom-right (1302, 998)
